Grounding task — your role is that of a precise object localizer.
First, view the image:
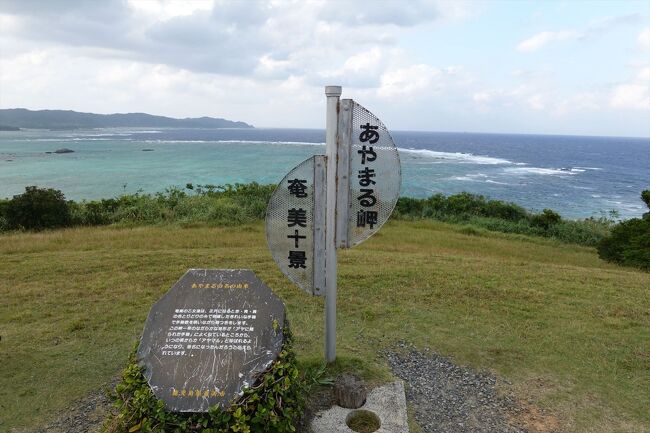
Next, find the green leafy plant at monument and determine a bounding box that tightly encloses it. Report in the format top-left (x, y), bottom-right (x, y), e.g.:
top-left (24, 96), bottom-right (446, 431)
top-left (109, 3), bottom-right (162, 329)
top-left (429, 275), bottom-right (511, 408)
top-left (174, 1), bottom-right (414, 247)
top-left (106, 325), bottom-right (305, 433)
top-left (597, 190), bottom-right (650, 270)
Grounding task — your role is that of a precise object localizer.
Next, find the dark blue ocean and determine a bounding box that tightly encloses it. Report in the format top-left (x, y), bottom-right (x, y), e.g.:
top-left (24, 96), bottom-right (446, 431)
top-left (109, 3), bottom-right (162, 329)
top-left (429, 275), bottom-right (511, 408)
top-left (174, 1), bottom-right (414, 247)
top-left (0, 128), bottom-right (648, 219)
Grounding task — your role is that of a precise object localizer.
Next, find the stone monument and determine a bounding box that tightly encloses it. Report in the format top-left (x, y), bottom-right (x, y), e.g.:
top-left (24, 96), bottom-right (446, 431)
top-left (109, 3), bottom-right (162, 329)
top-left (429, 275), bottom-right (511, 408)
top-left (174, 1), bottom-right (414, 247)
top-left (137, 269), bottom-right (285, 412)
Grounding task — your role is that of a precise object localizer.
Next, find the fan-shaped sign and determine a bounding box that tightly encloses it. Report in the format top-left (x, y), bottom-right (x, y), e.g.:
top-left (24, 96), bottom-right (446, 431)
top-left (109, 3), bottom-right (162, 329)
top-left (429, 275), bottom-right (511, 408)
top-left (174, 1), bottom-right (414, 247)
top-left (343, 100), bottom-right (401, 247)
top-left (266, 155), bottom-right (326, 296)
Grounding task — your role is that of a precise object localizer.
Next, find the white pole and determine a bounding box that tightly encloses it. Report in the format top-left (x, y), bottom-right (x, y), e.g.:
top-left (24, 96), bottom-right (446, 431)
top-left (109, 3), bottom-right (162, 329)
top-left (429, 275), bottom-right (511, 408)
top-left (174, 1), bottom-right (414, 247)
top-left (324, 85), bottom-right (341, 363)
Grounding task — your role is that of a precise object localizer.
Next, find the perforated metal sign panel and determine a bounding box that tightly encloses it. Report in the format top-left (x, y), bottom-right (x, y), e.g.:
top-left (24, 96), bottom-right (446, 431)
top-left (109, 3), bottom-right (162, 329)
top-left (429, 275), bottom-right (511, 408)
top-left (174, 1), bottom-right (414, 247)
top-left (347, 101), bottom-right (401, 247)
top-left (266, 156), bottom-right (326, 296)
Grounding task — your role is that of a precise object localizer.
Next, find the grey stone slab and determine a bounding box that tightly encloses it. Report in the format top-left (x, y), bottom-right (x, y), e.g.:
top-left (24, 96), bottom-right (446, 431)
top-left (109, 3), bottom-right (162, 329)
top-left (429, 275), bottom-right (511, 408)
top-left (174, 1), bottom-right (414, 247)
top-left (137, 269), bottom-right (285, 412)
top-left (311, 381), bottom-right (409, 433)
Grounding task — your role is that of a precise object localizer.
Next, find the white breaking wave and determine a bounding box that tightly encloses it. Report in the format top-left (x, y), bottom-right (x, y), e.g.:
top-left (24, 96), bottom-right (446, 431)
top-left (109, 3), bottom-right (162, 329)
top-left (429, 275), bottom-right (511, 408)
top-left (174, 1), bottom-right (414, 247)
top-left (140, 139), bottom-right (325, 146)
top-left (451, 174), bottom-right (511, 185)
top-left (77, 130), bottom-right (163, 136)
top-left (71, 138), bottom-right (118, 141)
top-left (503, 167), bottom-right (577, 176)
top-left (397, 148), bottom-right (514, 165)
top-left (215, 140), bottom-right (324, 146)
top-left (81, 133), bottom-right (133, 137)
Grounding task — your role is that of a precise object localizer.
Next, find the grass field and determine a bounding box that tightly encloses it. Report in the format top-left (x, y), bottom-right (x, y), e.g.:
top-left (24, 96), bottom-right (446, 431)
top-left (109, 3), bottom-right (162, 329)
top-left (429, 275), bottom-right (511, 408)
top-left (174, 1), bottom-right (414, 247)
top-left (0, 221), bottom-right (648, 432)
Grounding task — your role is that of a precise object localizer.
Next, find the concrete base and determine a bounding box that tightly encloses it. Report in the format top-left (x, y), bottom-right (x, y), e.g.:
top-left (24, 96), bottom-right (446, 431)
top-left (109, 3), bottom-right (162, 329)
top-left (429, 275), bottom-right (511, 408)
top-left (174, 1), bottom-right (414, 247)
top-left (311, 381), bottom-right (409, 433)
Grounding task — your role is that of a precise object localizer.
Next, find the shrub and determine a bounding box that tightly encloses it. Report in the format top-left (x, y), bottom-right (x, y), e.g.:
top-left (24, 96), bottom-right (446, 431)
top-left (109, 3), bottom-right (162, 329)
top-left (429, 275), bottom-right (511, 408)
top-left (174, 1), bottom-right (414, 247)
top-left (547, 218), bottom-right (611, 246)
top-left (5, 186), bottom-right (71, 230)
top-left (0, 199), bottom-right (9, 231)
top-left (70, 199), bottom-right (118, 226)
top-left (394, 193), bottom-right (610, 246)
top-left (106, 325), bottom-right (305, 433)
top-left (529, 209), bottom-right (562, 230)
top-left (598, 190), bottom-right (650, 270)
top-left (396, 193), bottom-right (529, 222)
top-left (638, 189), bottom-right (648, 211)
top-left (598, 218), bottom-right (650, 270)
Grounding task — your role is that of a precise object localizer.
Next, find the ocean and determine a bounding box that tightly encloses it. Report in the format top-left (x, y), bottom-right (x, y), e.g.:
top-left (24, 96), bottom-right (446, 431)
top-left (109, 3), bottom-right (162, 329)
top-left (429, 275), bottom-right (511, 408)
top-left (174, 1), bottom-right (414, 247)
top-left (0, 128), bottom-right (648, 220)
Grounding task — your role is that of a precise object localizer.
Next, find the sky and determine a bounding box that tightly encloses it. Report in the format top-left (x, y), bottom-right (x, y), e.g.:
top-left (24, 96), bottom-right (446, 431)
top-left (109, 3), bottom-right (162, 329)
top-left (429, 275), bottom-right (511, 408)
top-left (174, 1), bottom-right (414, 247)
top-left (0, 0), bottom-right (649, 137)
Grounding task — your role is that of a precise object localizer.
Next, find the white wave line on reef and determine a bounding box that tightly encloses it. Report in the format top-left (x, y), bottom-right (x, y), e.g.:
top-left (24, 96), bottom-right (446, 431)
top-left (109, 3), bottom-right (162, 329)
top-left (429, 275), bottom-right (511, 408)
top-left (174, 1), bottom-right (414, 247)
top-left (502, 166), bottom-right (578, 176)
top-left (397, 147), bottom-right (515, 165)
top-left (140, 139), bottom-right (325, 146)
top-left (216, 140), bottom-right (325, 146)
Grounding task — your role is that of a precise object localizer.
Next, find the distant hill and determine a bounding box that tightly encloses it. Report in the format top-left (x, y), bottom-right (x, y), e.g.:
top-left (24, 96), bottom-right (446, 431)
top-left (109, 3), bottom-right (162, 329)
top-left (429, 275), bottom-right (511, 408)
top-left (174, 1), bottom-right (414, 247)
top-left (0, 108), bottom-right (253, 130)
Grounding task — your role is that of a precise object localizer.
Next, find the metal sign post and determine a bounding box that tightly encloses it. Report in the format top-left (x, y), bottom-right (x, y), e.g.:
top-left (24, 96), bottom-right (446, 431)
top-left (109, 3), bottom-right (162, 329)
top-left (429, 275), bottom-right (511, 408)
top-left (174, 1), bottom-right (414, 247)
top-left (266, 86), bottom-right (401, 363)
top-left (324, 85), bottom-right (342, 363)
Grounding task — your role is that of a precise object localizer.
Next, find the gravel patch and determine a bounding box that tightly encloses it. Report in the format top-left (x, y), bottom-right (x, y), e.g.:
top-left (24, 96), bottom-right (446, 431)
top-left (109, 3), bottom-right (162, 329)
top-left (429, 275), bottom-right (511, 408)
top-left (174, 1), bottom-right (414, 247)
top-left (386, 346), bottom-right (528, 433)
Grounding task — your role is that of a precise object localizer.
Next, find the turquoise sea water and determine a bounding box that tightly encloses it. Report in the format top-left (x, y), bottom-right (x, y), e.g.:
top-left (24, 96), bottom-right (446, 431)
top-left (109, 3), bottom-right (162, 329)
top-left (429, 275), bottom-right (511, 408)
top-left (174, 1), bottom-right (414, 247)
top-left (0, 128), bottom-right (648, 219)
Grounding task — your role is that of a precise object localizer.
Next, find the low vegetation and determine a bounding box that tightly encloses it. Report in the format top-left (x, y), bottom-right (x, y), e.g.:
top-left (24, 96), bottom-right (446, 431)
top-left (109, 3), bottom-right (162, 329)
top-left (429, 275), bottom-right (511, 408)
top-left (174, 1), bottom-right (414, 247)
top-left (0, 183), bottom-right (273, 231)
top-left (1, 222), bottom-right (648, 432)
top-left (5, 183), bottom-right (649, 270)
top-left (394, 192), bottom-right (615, 247)
top-left (0, 184), bottom-right (618, 246)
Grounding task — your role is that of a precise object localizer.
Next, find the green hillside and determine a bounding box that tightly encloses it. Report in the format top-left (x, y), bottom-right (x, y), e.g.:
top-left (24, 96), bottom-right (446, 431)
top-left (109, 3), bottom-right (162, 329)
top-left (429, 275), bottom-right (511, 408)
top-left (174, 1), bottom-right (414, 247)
top-left (0, 222), bottom-right (648, 432)
top-left (0, 108), bottom-right (253, 130)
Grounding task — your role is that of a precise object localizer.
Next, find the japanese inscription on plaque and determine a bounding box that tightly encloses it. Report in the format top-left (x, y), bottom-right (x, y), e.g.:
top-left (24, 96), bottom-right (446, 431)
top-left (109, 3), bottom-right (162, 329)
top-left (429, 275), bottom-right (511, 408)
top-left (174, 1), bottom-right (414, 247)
top-left (137, 269), bottom-right (285, 412)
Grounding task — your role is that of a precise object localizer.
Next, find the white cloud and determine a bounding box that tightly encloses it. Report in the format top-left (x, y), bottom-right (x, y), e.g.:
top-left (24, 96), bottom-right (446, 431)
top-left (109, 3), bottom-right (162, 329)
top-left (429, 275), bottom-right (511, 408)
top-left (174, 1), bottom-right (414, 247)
top-left (471, 82), bottom-right (603, 116)
top-left (0, 1), bottom-right (648, 136)
top-left (638, 66), bottom-right (650, 82)
top-left (516, 30), bottom-right (580, 52)
top-left (610, 66), bottom-right (650, 110)
top-left (472, 91), bottom-right (494, 103)
top-left (610, 84), bottom-right (649, 109)
top-left (127, 0), bottom-right (214, 20)
top-left (638, 27), bottom-right (650, 51)
top-left (0, 0), bottom-right (445, 79)
top-left (553, 92), bottom-right (600, 115)
top-left (0, 45), bottom-right (327, 126)
top-left (526, 93), bottom-right (546, 110)
top-left (377, 64), bottom-right (443, 98)
top-left (516, 13), bottom-right (643, 53)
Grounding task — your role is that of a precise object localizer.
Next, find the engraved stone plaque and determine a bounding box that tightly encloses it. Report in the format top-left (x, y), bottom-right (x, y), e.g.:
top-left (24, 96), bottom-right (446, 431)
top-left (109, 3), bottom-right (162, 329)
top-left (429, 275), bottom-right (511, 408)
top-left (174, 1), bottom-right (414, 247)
top-left (137, 269), bottom-right (285, 412)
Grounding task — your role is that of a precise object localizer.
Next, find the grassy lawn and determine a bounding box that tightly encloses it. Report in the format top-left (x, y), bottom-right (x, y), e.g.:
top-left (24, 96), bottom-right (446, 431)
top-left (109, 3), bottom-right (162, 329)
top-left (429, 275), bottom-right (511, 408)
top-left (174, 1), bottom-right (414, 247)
top-left (0, 221), bottom-right (648, 432)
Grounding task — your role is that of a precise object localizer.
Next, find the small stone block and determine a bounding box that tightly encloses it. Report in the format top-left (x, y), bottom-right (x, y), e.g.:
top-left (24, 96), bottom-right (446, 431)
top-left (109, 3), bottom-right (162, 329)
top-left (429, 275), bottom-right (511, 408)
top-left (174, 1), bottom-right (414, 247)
top-left (312, 381), bottom-right (409, 433)
top-left (333, 374), bottom-right (367, 409)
